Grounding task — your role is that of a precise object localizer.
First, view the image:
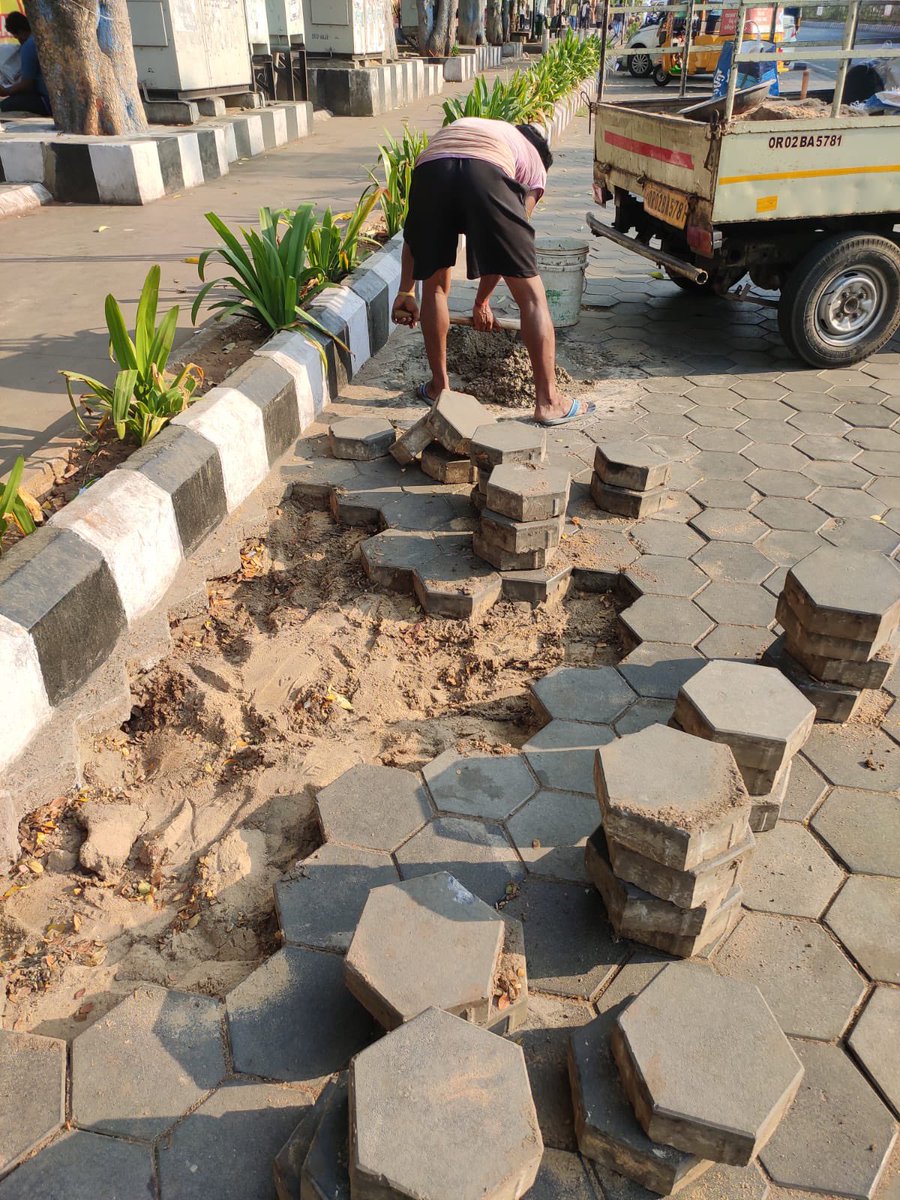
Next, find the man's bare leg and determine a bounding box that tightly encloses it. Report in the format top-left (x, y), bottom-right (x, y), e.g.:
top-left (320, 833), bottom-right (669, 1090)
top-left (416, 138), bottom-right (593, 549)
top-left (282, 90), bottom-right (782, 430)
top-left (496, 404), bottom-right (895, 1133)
top-left (420, 268), bottom-right (453, 401)
top-left (505, 274), bottom-right (590, 423)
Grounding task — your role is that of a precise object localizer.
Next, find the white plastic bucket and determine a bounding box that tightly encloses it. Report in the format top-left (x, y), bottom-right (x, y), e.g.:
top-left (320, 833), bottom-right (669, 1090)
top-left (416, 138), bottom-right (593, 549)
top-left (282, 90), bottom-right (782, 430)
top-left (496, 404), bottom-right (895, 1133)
top-left (535, 236), bottom-right (589, 328)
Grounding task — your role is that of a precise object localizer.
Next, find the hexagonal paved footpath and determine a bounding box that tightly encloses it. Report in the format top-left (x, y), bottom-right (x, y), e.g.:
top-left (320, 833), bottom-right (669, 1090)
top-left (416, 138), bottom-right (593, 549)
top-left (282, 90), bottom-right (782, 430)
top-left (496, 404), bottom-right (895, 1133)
top-left (812, 789), bottom-right (900, 877)
top-left (740, 822), bottom-right (845, 919)
top-left (508, 789), bottom-right (598, 883)
top-left (0, 1131), bottom-right (154, 1200)
top-left (826, 875), bottom-right (900, 983)
top-left (316, 764), bottom-right (430, 851)
top-left (849, 986), bottom-right (900, 1118)
top-left (0, 1031), bottom-right (65, 1175)
top-left (396, 816), bottom-right (525, 905)
top-left (523, 720), bottom-right (615, 794)
top-left (423, 749), bottom-right (536, 821)
top-left (530, 665), bottom-right (635, 725)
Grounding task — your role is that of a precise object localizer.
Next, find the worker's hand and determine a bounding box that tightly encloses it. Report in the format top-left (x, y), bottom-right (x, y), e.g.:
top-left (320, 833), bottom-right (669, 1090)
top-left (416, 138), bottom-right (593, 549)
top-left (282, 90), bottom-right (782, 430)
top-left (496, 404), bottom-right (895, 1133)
top-left (472, 300), bottom-right (495, 332)
top-left (392, 292), bottom-right (420, 329)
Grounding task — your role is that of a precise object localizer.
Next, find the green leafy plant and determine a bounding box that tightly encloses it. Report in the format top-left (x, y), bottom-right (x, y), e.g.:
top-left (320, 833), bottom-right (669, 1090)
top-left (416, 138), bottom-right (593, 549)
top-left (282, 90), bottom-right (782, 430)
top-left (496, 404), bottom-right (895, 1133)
top-left (305, 188), bottom-right (381, 284)
top-left (62, 266), bottom-right (203, 447)
top-left (0, 457), bottom-right (37, 549)
top-left (369, 125), bottom-right (429, 237)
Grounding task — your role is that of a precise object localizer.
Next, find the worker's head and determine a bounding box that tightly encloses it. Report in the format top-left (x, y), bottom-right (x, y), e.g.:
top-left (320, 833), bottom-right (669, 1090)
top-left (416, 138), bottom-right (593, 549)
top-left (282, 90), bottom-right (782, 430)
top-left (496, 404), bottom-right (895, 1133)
top-left (516, 124), bottom-right (554, 172)
top-left (5, 11), bottom-right (30, 42)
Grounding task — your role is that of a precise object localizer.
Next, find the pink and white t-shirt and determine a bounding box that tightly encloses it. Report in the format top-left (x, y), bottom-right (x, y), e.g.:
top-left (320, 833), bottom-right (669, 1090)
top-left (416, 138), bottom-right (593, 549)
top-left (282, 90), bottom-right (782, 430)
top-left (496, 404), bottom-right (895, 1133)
top-left (415, 117), bottom-right (547, 198)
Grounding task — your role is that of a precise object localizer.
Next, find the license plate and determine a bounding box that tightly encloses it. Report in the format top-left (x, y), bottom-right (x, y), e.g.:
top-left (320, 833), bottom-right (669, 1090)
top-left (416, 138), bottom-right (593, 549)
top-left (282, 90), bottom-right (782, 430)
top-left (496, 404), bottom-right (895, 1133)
top-left (643, 183), bottom-right (690, 229)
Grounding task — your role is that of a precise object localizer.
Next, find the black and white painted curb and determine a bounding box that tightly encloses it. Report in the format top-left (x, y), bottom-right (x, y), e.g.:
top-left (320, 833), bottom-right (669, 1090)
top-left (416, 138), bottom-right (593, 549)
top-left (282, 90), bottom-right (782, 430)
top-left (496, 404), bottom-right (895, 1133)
top-left (307, 57), bottom-right (445, 118)
top-left (0, 81), bottom-right (590, 835)
top-left (442, 45), bottom-right (504, 81)
top-left (0, 101), bottom-right (313, 205)
top-left (0, 180), bottom-right (50, 219)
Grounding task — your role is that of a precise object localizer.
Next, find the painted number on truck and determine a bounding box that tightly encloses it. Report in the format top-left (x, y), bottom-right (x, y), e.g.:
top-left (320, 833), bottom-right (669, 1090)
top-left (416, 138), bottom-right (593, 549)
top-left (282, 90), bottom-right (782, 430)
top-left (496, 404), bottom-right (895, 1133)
top-left (768, 134), bottom-right (843, 149)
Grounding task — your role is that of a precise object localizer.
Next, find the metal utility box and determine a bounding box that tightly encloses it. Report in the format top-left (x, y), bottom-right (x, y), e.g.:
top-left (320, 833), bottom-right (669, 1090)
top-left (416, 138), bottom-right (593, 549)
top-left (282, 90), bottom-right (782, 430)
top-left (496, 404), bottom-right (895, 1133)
top-left (127, 0), bottom-right (252, 96)
top-left (267, 0), bottom-right (306, 48)
top-left (245, 0), bottom-right (270, 52)
top-left (302, 0), bottom-right (385, 58)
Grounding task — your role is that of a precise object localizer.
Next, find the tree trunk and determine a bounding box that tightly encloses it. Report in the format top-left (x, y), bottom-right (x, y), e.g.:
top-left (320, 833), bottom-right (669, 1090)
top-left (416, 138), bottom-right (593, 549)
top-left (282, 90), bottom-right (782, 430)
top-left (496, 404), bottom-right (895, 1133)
top-left (458, 0), bottom-right (484, 43)
top-left (425, 0), bottom-right (457, 54)
top-left (384, 0), bottom-right (398, 59)
top-left (501, 0), bottom-right (511, 40)
top-left (416, 0), bottom-right (434, 50)
top-left (23, 0), bottom-right (147, 135)
top-left (485, 0), bottom-right (502, 43)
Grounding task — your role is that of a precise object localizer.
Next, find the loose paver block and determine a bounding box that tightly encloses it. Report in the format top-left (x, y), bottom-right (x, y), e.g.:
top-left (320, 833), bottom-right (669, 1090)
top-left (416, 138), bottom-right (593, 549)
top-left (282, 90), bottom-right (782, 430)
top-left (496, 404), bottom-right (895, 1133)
top-left (71, 985), bottom-right (226, 1140)
top-left (472, 532), bottom-right (556, 573)
top-left (741, 821), bottom-right (845, 918)
top-left (595, 725), bottom-right (751, 870)
top-left (508, 789), bottom-right (598, 883)
top-left (513, 991), bottom-right (593, 1152)
top-left (344, 871), bottom-right (522, 1031)
top-left (783, 546), bottom-right (900, 646)
top-left (594, 441), bottom-right (671, 491)
top-left (777, 594), bottom-right (884, 663)
top-left (315, 763), bottom-right (430, 851)
top-left (0, 1130), bottom-right (154, 1200)
top-left (273, 1083), bottom-right (329, 1200)
top-left (396, 816), bottom-right (525, 905)
top-left (612, 962), bottom-right (804, 1166)
top-left (760, 1039), bottom-right (897, 1200)
top-left (301, 1073), bottom-right (350, 1200)
top-left (0, 1031), bottom-right (65, 1174)
top-left (523, 720), bottom-right (615, 794)
top-left (469, 422), bottom-right (545, 470)
top-left (592, 1160), bottom-right (770, 1200)
top-left (349, 1007), bottom-right (542, 1200)
top-left (486, 463), bottom-right (571, 522)
top-left (812, 789), bottom-right (900, 877)
top-left (226, 946), bottom-right (373, 1082)
top-left (619, 595), bottom-right (715, 648)
top-left (606, 827), bottom-right (753, 910)
top-left (762, 634), bottom-right (866, 722)
top-left (849, 987), bottom-right (900, 1117)
top-left (591, 475), bottom-right (668, 519)
top-left (275, 842), bottom-right (399, 952)
top-left (481, 509), bottom-right (562, 554)
top-left (673, 661), bottom-right (815, 794)
top-left (328, 416), bottom-right (395, 460)
top-left (426, 389), bottom-right (495, 454)
top-left (531, 665), bottom-right (636, 725)
top-left (390, 413), bottom-right (433, 465)
top-left (423, 749), bottom-right (536, 821)
top-left (420, 443), bottom-right (478, 485)
top-left (826, 874), bottom-right (900, 983)
top-left (714, 911), bottom-right (866, 1040)
top-left (788, 635), bottom-right (896, 688)
top-left (618, 644), bottom-right (705, 700)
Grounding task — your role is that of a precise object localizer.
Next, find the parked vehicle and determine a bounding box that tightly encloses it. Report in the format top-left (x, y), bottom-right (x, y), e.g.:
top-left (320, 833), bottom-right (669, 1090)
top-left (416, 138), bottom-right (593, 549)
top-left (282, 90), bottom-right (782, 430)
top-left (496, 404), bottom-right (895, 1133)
top-left (617, 15), bottom-right (665, 77)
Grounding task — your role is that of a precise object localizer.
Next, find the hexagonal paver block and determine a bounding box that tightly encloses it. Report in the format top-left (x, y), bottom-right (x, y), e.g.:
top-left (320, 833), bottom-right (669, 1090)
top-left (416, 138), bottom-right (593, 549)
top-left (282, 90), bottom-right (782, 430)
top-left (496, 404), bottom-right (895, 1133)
top-left (299, 1074), bottom-right (349, 1200)
top-left (590, 474), bottom-right (667, 519)
top-left (485, 463), bottom-right (570, 522)
top-left (826, 875), bottom-right (900, 983)
top-left (481, 509), bottom-right (563, 554)
top-left (812, 788), bottom-right (900, 877)
top-left (741, 822), bottom-right (845, 918)
top-left (420, 443), bottom-right (477, 485)
top-left (530, 666), bottom-right (635, 725)
top-left (804, 725), bottom-right (900, 792)
top-left (396, 816), bottom-right (525, 905)
top-left (594, 441), bottom-right (671, 491)
top-left (622, 555), bottom-right (708, 600)
top-left (714, 911), bottom-right (866, 1039)
top-left (760, 1040), bottom-right (897, 1200)
top-left (849, 986), bottom-right (900, 1117)
top-left (692, 541), bottom-right (775, 585)
top-left (781, 756), bottom-right (828, 821)
top-left (783, 546), bottom-right (900, 647)
top-left (349, 1007), bottom-right (542, 1200)
top-left (611, 962), bottom-right (803, 1166)
top-left (754, 497), bottom-right (828, 533)
top-left (328, 417), bottom-right (395, 461)
top-left (0, 1031), bottom-right (65, 1174)
top-left (275, 842), bottom-right (399, 952)
top-left (614, 698), bottom-right (675, 736)
top-left (606, 824), bottom-right (753, 910)
top-left (469, 422), bottom-right (545, 472)
top-left (226, 946), bottom-right (373, 1083)
top-left (620, 596), bottom-right (714, 649)
top-left (523, 720), bottom-right (615, 794)
top-left (596, 725), bottom-right (751, 870)
top-left (694, 582), bottom-right (775, 628)
top-left (673, 661), bottom-right (815, 795)
top-left (423, 749), bottom-right (536, 821)
top-left (426, 390), bottom-right (495, 454)
top-left (344, 871), bottom-right (524, 1033)
top-left (618, 644), bottom-right (705, 700)
top-left (508, 790), bottom-right (597, 883)
top-left (629, 519), bottom-right (706, 558)
top-left (71, 985), bottom-right (225, 1141)
top-left (413, 538), bottom-right (503, 619)
top-left (690, 509), bottom-right (767, 544)
top-left (316, 764), bottom-right (430, 852)
top-left (0, 1131), bottom-right (154, 1200)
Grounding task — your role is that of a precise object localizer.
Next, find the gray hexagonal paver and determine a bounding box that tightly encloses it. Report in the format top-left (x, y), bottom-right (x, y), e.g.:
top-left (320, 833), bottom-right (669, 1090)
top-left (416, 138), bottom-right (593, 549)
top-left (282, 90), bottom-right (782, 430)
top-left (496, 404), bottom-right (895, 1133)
top-left (813, 486), bottom-right (887, 519)
top-left (486, 462), bottom-right (570, 522)
top-left (344, 872), bottom-right (515, 1030)
top-left (691, 451), bottom-right (752, 481)
top-left (530, 666), bottom-right (636, 725)
top-left (692, 541), bottom-right (775, 585)
top-left (698, 624), bottom-right (776, 663)
top-left (781, 756), bottom-right (828, 821)
top-left (618, 644), bottom-right (705, 700)
top-left (0, 1032), bottom-right (65, 1175)
top-left (688, 427), bottom-right (750, 454)
top-left (514, 991), bottom-right (593, 1152)
top-left (508, 789), bottom-right (597, 883)
top-left (226, 946), bottom-right (373, 1083)
top-left (812, 789), bottom-right (900, 877)
top-left (316, 764), bottom-right (430, 851)
top-left (743, 444), bottom-right (809, 472)
top-left (741, 822), bottom-right (845, 918)
top-left (423, 750), bottom-right (536, 821)
top-left (300, 1074), bottom-right (349, 1200)
top-left (820, 514), bottom-right (900, 554)
top-left (695, 582), bottom-right (775, 628)
top-left (804, 726), bottom-right (900, 792)
top-left (849, 986), bottom-right (900, 1117)
top-left (71, 985), bottom-right (226, 1141)
top-left (714, 911), bottom-right (866, 1039)
top-left (614, 699), bottom-right (675, 736)
top-left (612, 962), bottom-right (803, 1166)
top-left (784, 546), bottom-right (900, 644)
top-left (628, 519), bottom-right (707, 558)
top-left (469, 421), bottom-right (545, 471)
top-left (595, 441), bottom-right (671, 491)
top-left (523, 721), bottom-right (615, 794)
top-left (0, 1131), bottom-right (154, 1200)
top-left (826, 875), bottom-right (900, 983)
top-left (328, 417), bottom-right (395, 461)
top-left (620, 595), bottom-right (714, 648)
top-left (622, 555), bottom-right (709, 599)
top-left (427, 390), bottom-right (495, 455)
top-left (689, 479), bottom-right (759, 509)
top-left (596, 725), bottom-right (750, 871)
top-left (396, 816), bottom-right (525, 904)
top-left (760, 1040), bottom-right (897, 1200)
top-left (746, 468), bottom-right (817, 498)
top-left (350, 1007), bottom-right (542, 1200)
top-left (754, 497), bottom-right (828, 532)
top-left (690, 509), bottom-right (768, 543)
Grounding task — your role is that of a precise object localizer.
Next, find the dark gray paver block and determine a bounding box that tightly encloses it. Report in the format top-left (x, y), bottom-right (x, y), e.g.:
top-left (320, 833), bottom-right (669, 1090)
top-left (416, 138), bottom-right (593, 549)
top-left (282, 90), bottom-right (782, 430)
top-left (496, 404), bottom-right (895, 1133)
top-left (692, 541), bottom-right (775, 585)
top-left (157, 1080), bottom-right (312, 1200)
top-left (273, 1081), bottom-right (331, 1200)
top-left (0, 1130), bottom-right (154, 1200)
top-left (301, 1073), bottom-right (350, 1200)
top-left (604, 826), bottom-right (753, 910)
top-left (226, 946), bottom-right (373, 1083)
top-left (629, 519), bottom-right (706, 558)
top-left (813, 485), bottom-right (887, 519)
top-left (420, 443), bottom-right (477, 484)
top-left (689, 479), bottom-right (759, 509)
top-left (413, 536), bottom-right (503, 620)
top-left (481, 509), bottom-right (562, 554)
top-left (328, 417), bottom-right (395, 461)
top-left (694, 582), bottom-right (775, 628)
top-left (849, 987), bottom-right (900, 1117)
top-left (690, 509), bottom-right (767, 544)
top-left (612, 962), bottom-right (803, 1166)
top-left (777, 593), bottom-right (884, 663)
top-left (620, 595), bottom-right (714, 648)
top-left (531, 666), bottom-right (636, 725)
top-left (614, 699), bottom-right (675, 737)
top-left (501, 562), bottom-right (573, 607)
top-left (350, 1007), bottom-right (542, 1200)
top-left (427, 389), bottom-right (495, 454)
top-left (472, 531), bottom-right (556, 573)
top-left (826, 875), bottom-right (900, 983)
top-left (804, 725), bottom-right (900, 791)
top-left (423, 749), bottom-right (536, 820)
top-left (753, 497), bottom-right (828, 533)
top-left (390, 413), bottom-right (433, 465)
top-left (812, 788), bottom-right (900, 877)
top-left (618, 645), bottom-right (705, 700)
top-left (0, 1031), bottom-right (65, 1175)
top-left (596, 725), bottom-right (751, 871)
top-left (781, 756), bottom-right (827, 821)
top-left (594, 441), bottom-right (671, 491)
top-left (316, 763), bottom-right (430, 851)
top-left (762, 635), bottom-right (865, 723)
top-left (745, 468), bottom-right (817, 498)
top-left (513, 992), bottom-right (594, 1153)
top-left (396, 816), bottom-right (525, 905)
top-left (760, 1040), bottom-right (897, 1200)
top-left (508, 789), bottom-right (598, 883)
top-left (275, 842), bottom-right (399, 952)
top-left (699, 623), bottom-right (777, 664)
top-left (590, 1160), bottom-right (769, 1200)
top-left (523, 721), bottom-right (615, 794)
top-left (783, 546), bottom-right (900, 645)
top-left (469, 421), bottom-right (545, 471)
top-left (690, 451), bottom-right (752, 480)
top-left (741, 822), bottom-right (845, 918)
top-left (486, 463), bottom-right (571, 522)
top-left (621, 555), bottom-right (709, 600)
top-left (788, 635), bottom-right (895, 688)
top-left (714, 911), bottom-right (866, 1039)
top-left (591, 475), bottom-right (668, 519)
top-left (344, 871), bottom-right (516, 1030)
top-left (71, 985), bottom-right (226, 1140)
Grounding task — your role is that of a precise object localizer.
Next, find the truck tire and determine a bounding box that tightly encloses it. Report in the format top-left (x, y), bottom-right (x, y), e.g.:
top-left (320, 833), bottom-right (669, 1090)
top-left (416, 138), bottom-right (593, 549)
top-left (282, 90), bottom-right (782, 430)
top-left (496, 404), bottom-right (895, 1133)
top-left (778, 232), bottom-right (900, 368)
top-left (652, 64), bottom-right (671, 86)
top-left (629, 47), bottom-right (653, 77)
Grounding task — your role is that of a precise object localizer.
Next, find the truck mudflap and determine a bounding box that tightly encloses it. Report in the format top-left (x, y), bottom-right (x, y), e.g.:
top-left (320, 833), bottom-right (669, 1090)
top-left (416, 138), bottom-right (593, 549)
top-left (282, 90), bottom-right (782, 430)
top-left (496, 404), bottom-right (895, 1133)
top-left (585, 212), bottom-right (709, 284)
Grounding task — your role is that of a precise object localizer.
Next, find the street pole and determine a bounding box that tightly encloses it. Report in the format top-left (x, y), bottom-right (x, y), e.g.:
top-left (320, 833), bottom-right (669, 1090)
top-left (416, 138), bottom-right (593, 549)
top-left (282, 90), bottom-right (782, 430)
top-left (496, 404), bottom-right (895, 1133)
top-left (598, 0), bottom-right (610, 100)
top-left (679, 0), bottom-right (696, 97)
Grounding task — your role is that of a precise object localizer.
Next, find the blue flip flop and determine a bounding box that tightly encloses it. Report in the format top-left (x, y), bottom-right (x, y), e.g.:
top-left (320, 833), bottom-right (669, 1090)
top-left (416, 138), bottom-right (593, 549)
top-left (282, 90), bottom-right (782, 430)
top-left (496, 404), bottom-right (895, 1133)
top-left (536, 399), bottom-right (596, 427)
top-left (415, 382), bottom-right (434, 404)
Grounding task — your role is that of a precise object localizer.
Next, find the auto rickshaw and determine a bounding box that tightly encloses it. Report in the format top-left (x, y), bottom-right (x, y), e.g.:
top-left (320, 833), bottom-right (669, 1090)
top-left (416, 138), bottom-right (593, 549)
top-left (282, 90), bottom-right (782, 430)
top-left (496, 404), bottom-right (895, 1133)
top-left (652, 3), bottom-right (790, 86)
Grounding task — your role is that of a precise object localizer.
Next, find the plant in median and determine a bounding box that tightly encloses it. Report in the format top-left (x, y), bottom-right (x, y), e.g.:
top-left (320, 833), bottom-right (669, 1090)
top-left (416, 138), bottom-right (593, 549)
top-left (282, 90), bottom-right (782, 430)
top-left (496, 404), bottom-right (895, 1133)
top-left (0, 456), bottom-right (37, 550)
top-left (62, 266), bottom-right (203, 447)
top-left (369, 125), bottom-right (429, 237)
top-left (305, 187), bottom-right (381, 284)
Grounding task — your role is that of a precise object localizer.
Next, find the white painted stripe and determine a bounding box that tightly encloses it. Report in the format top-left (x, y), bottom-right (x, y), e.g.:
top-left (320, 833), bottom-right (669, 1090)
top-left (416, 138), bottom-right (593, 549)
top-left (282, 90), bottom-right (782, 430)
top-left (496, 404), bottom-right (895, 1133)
top-left (257, 330), bottom-right (328, 419)
top-left (367, 247), bottom-right (402, 311)
top-left (173, 386), bottom-right (269, 510)
top-left (0, 139), bottom-right (44, 184)
top-left (52, 471), bottom-right (183, 622)
top-left (313, 287), bottom-right (370, 375)
top-left (0, 614), bottom-right (51, 773)
top-left (246, 114), bottom-right (266, 157)
top-left (222, 121), bottom-right (239, 164)
top-left (89, 141), bottom-right (165, 204)
top-left (176, 132), bottom-right (205, 189)
top-left (270, 106), bottom-right (289, 146)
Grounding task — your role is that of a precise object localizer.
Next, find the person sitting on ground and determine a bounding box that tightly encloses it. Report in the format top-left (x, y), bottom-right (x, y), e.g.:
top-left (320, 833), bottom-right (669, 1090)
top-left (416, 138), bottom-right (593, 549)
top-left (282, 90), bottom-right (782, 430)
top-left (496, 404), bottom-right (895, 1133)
top-left (0, 13), bottom-right (51, 115)
top-left (392, 116), bottom-right (595, 427)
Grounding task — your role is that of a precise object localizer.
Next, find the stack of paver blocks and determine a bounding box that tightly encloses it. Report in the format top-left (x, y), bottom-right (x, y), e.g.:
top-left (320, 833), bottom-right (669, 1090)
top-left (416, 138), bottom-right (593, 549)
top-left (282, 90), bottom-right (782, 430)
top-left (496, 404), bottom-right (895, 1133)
top-left (764, 546), bottom-right (900, 723)
top-left (468, 420), bottom-right (546, 514)
top-left (473, 461), bottom-right (571, 572)
top-left (591, 441), bottom-right (672, 518)
top-left (389, 389), bottom-right (494, 478)
top-left (586, 724), bottom-right (754, 958)
top-left (568, 960), bottom-right (804, 1196)
top-left (671, 660), bottom-right (816, 833)
top-left (328, 416), bottom-right (396, 460)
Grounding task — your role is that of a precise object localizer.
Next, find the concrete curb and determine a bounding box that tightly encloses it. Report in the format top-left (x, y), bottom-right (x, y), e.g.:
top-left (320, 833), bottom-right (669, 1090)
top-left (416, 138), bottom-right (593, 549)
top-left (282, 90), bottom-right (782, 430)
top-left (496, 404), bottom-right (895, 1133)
top-left (307, 59), bottom-right (444, 117)
top-left (0, 181), bottom-right (51, 220)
